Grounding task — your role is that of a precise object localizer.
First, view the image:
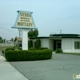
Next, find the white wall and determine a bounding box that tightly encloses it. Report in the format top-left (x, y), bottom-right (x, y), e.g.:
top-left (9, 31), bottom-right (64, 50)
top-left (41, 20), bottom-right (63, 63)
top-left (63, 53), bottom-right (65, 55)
top-left (40, 38), bottom-right (80, 53)
top-left (49, 39), bottom-right (53, 50)
top-left (62, 38), bottom-right (74, 53)
top-left (41, 39), bottom-right (49, 48)
top-left (73, 38), bottom-right (80, 53)
top-left (62, 38), bottom-right (80, 53)
top-left (41, 39), bottom-right (53, 50)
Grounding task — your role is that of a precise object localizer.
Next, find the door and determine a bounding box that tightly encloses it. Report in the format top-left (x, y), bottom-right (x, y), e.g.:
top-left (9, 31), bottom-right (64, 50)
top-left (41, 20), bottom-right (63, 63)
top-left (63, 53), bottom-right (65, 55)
top-left (53, 40), bottom-right (61, 51)
top-left (56, 41), bottom-right (61, 49)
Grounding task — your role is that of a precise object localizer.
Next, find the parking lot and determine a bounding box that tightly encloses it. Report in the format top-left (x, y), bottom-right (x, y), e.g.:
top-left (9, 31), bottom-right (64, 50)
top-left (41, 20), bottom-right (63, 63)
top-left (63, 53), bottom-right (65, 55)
top-left (10, 53), bottom-right (80, 80)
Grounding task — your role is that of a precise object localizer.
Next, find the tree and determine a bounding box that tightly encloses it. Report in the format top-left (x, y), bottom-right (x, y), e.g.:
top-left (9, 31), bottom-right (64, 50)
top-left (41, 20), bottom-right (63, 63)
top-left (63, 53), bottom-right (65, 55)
top-left (28, 29), bottom-right (39, 38)
top-left (0, 36), bottom-right (3, 43)
top-left (28, 40), bottom-right (33, 48)
top-left (3, 38), bottom-right (6, 43)
top-left (0, 37), bottom-right (2, 40)
top-left (10, 38), bottom-right (14, 42)
top-left (49, 34), bottom-right (53, 36)
top-left (36, 39), bottom-right (41, 49)
top-left (33, 29), bottom-right (38, 37)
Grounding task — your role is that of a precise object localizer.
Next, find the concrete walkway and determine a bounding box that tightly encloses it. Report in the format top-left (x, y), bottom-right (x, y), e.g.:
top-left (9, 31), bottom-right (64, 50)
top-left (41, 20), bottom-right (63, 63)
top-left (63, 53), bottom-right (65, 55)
top-left (0, 54), bottom-right (29, 80)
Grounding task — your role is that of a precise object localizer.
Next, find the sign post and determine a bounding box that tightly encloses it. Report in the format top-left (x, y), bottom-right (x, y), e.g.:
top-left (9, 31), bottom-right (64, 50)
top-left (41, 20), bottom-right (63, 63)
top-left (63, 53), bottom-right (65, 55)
top-left (12, 11), bottom-right (36, 50)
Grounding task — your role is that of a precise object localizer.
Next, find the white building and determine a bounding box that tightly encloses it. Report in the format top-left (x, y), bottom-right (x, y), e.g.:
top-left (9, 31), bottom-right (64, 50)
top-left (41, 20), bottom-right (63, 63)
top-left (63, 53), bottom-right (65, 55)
top-left (31, 34), bottom-right (80, 53)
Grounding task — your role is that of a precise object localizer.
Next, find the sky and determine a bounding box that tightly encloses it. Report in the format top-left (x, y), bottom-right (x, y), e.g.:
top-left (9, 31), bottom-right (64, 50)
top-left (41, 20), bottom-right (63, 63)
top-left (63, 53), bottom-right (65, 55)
top-left (0, 0), bottom-right (80, 40)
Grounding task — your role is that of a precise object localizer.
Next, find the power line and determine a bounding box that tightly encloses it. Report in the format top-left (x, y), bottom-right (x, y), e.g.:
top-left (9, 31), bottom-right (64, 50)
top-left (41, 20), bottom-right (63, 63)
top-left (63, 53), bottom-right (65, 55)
top-left (0, 31), bottom-right (18, 39)
top-left (0, 27), bottom-right (18, 34)
top-left (0, 31), bottom-right (18, 35)
top-left (0, 24), bottom-right (13, 25)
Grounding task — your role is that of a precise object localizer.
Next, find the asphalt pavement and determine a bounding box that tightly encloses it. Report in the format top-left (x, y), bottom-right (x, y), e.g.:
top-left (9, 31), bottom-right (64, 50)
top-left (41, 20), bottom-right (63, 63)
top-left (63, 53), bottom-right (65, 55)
top-left (10, 53), bottom-right (80, 80)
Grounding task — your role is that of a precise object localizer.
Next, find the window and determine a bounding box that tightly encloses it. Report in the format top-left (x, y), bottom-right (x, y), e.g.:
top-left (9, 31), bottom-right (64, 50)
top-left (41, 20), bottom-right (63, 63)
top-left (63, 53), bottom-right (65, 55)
top-left (74, 41), bottom-right (80, 49)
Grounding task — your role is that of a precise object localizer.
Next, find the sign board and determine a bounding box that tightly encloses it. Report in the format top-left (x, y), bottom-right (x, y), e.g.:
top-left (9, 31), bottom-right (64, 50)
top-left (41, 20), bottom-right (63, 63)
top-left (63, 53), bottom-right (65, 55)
top-left (12, 11), bottom-right (36, 50)
top-left (13, 11), bottom-right (36, 29)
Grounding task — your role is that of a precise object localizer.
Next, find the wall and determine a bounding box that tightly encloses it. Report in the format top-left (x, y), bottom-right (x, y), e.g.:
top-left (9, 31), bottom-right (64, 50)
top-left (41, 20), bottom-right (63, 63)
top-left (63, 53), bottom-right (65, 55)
top-left (62, 38), bottom-right (80, 53)
top-left (41, 39), bottom-right (53, 50)
top-left (41, 39), bottom-right (49, 48)
top-left (73, 38), bottom-right (80, 53)
top-left (62, 38), bottom-right (74, 53)
top-left (49, 39), bottom-right (53, 50)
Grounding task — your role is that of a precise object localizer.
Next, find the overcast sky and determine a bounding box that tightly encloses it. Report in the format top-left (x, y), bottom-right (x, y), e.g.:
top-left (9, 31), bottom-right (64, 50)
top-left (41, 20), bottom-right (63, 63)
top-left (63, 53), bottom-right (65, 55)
top-left (0, 0), bottom-right (80, 39)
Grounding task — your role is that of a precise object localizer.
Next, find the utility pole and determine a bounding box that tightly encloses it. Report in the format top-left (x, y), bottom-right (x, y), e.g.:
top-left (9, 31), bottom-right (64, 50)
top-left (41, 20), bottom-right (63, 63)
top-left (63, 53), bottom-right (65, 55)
top-left (60, 29), bottom-right (62, 34)
top-left (18, 29), bottom-right (22, 37)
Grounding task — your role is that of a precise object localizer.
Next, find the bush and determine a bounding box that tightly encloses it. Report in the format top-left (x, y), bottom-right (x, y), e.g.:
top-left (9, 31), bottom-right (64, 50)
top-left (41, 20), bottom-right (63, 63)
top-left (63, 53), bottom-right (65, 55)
top-left (5, 47), bottom-right (22, 51)
top-left (36, 39), bottom-right (41, 49)
top-left (56, 49), bottom-right (63, 53)
top-left (28, 47), bottom-right (36, 50)
top-left (5, 49), bottom-right (52, 61)
top-left (6, 47), bottom-right (15, 51)
top-left (39, 47), bottom-right (48, 50)
top-left (1, 47), bottom-right (15, 54)
top-left (16, 47), bottom-right (22, 50)
top-left (1, 47), bottom-right (22, 56)
top-left (2, 50), bottom-right (4, 53)
top-left (28, 40), bottom-right (33, 48)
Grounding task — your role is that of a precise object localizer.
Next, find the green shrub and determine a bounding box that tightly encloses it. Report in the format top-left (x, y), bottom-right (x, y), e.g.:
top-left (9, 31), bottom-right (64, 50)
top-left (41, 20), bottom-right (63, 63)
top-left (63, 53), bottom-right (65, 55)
top-left (56, 49), bottom-right (63, 53)
top-left (16, 47), bottom-right (22, 50)
top-left (39, 47), bottom-right (48, 50)
top-left (36, 39), bottom-right (41, 49)
top-left (6, 47), bottom-right (15, 51)
top-left (3, 47), bottom-right (15, 56)
top-left (2, 50), bottom-right (4, 53)
top-left (28, 40), bottom-right (33, 48)
top-left (5, 49), bottom-right (52, 61)
top-left (5, 47), bottom-right (22, 51)
top-left (2, 47), bottom-right (22, 55)
top-left (28, 47), bottom-right (36, 50)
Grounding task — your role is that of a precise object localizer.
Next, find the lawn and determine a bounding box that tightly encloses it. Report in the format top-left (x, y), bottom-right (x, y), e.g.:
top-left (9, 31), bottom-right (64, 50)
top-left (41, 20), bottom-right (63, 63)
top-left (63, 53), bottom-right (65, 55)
top-left (0, 46), bottom-right (13, 51)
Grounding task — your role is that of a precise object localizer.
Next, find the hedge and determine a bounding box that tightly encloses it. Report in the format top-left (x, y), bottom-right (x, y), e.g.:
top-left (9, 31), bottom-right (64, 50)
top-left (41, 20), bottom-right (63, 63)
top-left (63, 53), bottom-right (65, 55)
top-left (39, 47), bottom-right (48, 50)
top-left (2, 47), bottom-right (22, 54)
top-left (56, 49), bottom-right (63, 53)
top-left (28, 47), bottom-right (36, 50)
top-left (28, 47), bottom-right (48, 50)
top-left (5, 49), bottom-right (52, 61)
top-left (6, 47), bottom-right (22, 50)
top-left (28, 40), bottom-right (33, 48)
top-left (36, 39), bottom-right (41, 49)
top-left (6, 47), bottom-right (15, 51)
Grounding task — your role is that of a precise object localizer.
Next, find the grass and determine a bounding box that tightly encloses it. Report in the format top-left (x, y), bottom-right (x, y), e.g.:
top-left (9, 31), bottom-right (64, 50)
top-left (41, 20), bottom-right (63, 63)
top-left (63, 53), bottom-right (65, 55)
top-left (0, 46), bottom-right (13, 51)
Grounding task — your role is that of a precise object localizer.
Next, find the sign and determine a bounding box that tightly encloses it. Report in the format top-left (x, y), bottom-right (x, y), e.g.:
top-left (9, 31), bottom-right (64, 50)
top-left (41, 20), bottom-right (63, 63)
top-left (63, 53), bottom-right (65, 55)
top-left (16, 11), bottom-right (35, 28)
top-left (12, 11), bottom-right (36, 50)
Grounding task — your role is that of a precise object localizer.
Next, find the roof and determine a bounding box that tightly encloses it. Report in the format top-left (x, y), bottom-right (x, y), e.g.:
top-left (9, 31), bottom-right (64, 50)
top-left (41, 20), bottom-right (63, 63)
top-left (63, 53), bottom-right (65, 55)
top-left (30, 34), bottom-right (80, 39)
top-left (15, 37), bottom-right (31, 41)
top-left (15, 37), bottom-right (22, 41)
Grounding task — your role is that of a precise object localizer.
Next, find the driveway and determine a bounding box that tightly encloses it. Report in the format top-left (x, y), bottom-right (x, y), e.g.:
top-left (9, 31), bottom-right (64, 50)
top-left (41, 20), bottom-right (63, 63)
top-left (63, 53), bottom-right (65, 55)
top-left (10, 54), bottom-right (80, 80)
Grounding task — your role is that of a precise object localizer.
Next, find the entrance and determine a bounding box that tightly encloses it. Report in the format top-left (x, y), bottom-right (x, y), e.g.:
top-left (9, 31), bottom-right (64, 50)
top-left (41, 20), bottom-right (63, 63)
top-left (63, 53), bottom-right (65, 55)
top-left (53, 40), bottom-right (61, 51)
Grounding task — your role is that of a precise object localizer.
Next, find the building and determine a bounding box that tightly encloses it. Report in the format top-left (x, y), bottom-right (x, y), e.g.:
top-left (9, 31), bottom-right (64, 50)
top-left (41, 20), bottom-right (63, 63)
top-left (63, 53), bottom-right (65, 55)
top-left (14, 37), bottom-right (22, 47)
top-left (30, 34), bottom-right (80, 53)
top-left (14, 37), bottom-right (31, 47)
